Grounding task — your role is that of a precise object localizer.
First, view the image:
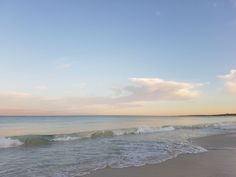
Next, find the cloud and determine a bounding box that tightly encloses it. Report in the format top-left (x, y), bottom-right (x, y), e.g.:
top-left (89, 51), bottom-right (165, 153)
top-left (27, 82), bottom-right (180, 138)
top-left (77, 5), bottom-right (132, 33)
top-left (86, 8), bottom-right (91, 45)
top-left (54, 58), bottom-right (73, 69)
top-left (115, 78), bottom-right (201, 102)
top-left (218, 69), bottom-right (236, 93)
top-left (35, 85), bottom-right (48, 91)
top-left (0, 78), bottom-right (202, 115)
top-left (218, 69), bottom-right (236, 80)
top-left (63, 78), bottom-right (202, 107)
top-left (57, 62), bottom-right (72, 69)
top-left (0, 91), bottom-right (31, 98)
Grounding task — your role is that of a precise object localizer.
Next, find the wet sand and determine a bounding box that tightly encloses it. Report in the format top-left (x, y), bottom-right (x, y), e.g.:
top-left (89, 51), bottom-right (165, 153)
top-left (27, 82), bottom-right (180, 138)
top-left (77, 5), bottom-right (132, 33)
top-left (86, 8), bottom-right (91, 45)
top-left (85, 133), bottom-right (236, 177)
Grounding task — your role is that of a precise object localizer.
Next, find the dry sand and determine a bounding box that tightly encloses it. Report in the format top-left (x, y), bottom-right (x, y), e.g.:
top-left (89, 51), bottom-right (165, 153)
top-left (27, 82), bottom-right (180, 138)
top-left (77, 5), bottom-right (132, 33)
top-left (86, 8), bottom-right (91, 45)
top-left (85, 133), bottom-right (236, 177)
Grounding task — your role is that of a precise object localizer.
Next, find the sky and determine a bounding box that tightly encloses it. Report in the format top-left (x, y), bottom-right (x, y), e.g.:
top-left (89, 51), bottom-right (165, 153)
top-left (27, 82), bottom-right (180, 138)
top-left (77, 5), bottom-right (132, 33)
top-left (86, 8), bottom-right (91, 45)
top-left (0, 0), bottom-right (236, 115)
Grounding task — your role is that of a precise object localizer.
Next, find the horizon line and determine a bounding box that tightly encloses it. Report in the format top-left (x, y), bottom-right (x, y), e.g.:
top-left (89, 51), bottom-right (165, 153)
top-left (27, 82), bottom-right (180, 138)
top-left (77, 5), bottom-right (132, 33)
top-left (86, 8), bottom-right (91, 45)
top-left (0, 113), bottom-right (236, 117)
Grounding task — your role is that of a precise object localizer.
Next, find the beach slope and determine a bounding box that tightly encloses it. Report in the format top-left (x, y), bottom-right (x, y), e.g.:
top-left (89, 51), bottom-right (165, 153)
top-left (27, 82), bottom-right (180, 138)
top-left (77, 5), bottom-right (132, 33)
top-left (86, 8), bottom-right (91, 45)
top-left (85, 134), bottom-right (236, 177)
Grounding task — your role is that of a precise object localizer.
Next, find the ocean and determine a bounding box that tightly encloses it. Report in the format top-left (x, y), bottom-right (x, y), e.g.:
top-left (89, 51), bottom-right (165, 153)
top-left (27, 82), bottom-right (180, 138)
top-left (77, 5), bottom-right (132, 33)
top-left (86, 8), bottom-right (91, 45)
top-left (1, 115), bottom-right (236, 177)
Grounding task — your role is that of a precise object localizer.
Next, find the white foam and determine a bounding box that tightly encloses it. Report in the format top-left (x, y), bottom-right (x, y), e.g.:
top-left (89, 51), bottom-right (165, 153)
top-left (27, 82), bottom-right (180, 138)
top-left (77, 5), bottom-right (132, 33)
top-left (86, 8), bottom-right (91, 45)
top-left (212, 122), bottom-right (236, 130)
top-left (53, 136), bottom-right (80, 142)
top-left (112, 126), bottom-right (175, 136)
top-left (0, 137), bottom-right (23, 148)
top-left (135, 126), bottom-right (175, 134)
top-left (112, 129), bottom-right (134, 136)
top-left (106, 141), bottom-right (207, 169)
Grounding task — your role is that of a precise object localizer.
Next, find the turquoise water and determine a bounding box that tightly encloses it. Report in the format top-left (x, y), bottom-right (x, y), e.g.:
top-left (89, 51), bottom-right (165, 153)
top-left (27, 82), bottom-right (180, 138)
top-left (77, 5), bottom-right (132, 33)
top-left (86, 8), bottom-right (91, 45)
top-left (0, 116), bottom-right (236, 177)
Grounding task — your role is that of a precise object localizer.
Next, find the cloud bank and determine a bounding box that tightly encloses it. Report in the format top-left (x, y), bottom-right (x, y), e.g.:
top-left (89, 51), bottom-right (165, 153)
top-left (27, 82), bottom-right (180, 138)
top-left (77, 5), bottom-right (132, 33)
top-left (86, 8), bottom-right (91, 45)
top-left (0, 77), bottom-right (202, 115)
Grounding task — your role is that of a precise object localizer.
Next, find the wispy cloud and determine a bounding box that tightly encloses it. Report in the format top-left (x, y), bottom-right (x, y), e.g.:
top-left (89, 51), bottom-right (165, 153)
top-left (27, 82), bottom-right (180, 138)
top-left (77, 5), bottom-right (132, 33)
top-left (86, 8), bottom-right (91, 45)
top-left (0, 91), bottom-right (31, 98)
top-left (54, 58), bottom-right (74, 69)
top-left (218, 69), bottom-right (236, 93)
top-left (35, 85), bottom-right (48, 91)
top-left (57, 62), bottom-right (72, 69)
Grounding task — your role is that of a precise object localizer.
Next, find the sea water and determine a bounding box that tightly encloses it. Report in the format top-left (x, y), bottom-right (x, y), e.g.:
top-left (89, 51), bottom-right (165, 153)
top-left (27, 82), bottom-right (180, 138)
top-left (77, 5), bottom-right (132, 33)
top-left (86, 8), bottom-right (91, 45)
top-left (0, 116), bottom-right (236, 177)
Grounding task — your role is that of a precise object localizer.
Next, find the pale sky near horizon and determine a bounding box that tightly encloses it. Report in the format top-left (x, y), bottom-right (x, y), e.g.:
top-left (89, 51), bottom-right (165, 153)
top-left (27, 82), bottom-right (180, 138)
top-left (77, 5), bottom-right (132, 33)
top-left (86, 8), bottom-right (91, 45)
top-left (0, 0), bottom-right (236, 115)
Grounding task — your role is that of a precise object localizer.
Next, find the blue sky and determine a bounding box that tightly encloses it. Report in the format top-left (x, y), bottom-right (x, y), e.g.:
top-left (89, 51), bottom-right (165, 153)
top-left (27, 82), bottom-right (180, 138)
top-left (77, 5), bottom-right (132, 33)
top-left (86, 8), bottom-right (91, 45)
top-left (0, 0), bottom-right (236, 115)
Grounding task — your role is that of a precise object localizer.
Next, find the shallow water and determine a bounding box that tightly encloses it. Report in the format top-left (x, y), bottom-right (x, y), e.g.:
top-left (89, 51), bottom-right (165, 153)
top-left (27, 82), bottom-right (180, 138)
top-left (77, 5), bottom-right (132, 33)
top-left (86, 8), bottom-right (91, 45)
top-left (0, 116), bottom-right (236, 177)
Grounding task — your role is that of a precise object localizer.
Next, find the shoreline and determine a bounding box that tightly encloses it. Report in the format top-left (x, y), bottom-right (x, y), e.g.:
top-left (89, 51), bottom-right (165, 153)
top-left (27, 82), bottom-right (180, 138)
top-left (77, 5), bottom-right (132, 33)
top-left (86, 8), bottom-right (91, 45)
top-left (85, 133), bottom-right (236, 177)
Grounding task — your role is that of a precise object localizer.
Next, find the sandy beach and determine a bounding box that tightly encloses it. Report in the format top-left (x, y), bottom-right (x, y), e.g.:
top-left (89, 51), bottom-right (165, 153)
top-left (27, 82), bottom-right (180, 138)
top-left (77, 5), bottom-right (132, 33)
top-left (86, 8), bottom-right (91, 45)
top-left (85, 133), bottom-right (236, 177)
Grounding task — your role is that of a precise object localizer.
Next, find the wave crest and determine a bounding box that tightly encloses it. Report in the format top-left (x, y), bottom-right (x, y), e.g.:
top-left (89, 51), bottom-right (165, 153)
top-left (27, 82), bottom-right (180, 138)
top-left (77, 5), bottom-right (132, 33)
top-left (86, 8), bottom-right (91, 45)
top-left (2, 121), bottom-right (236, 149)
top-left (0, 126), bottom-right (175, 148)
top-left (0, 137), bottom-right (23, 148)
top-left (135, 126), bottom-right (175, 134)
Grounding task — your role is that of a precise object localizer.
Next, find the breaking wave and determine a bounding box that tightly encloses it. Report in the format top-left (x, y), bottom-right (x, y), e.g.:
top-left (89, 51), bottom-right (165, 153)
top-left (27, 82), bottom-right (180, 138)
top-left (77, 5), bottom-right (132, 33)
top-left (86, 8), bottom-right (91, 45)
top-left (0, 126), bottom-right (175, 148)
top-left (0, 137), bottom-right (23, 148)
top-left (1, 121), bottom-right (236, 148)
